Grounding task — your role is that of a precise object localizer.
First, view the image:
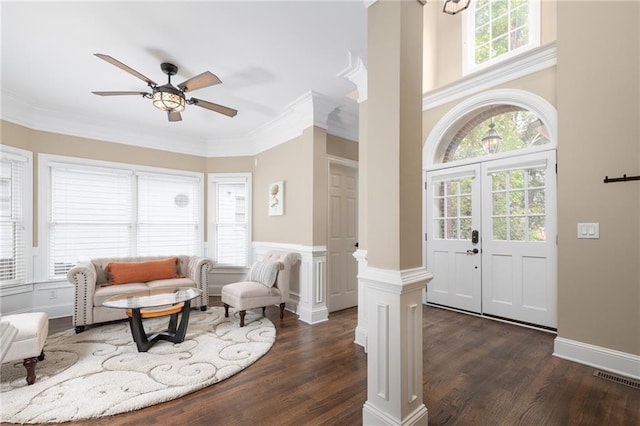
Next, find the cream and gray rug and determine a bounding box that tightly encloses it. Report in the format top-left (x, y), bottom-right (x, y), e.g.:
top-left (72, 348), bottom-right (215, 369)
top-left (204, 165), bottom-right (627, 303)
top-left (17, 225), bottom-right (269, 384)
top-left (0, 307), bottom-right (275, 424)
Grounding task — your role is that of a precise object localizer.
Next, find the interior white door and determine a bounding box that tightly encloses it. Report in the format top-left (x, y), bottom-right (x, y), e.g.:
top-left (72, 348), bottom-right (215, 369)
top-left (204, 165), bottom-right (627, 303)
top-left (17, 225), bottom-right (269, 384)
top-left (481, 151), bottom-right (557, 328)
top-left (327, 163), bottom-right (358, 312)
top-left (425, 165), bottom-right (482, 313)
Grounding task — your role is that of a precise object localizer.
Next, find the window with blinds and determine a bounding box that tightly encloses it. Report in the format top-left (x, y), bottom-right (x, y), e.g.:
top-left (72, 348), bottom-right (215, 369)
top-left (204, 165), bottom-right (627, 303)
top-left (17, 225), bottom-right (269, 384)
top-left (137, 173), bottom-right (201, 256)
top-left (47, 160), bottom-right (203, 279)
top-left (0, 152), bottom-right (28, 286)
top-left (210, 174), bottom-right (251, 267)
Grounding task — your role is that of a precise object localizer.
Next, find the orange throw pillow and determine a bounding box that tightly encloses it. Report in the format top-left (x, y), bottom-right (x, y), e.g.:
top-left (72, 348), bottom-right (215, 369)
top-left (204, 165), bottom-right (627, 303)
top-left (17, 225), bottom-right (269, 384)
top-left (105, 257), bottom-right (181, 285)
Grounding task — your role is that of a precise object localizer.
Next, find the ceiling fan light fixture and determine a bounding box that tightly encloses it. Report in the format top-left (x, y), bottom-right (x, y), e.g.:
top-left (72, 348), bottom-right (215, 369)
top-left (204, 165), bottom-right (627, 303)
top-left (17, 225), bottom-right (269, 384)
top-left (93, 55), bottom-right (236, 121)
top-left (152, 86), bottom-right (186, 112)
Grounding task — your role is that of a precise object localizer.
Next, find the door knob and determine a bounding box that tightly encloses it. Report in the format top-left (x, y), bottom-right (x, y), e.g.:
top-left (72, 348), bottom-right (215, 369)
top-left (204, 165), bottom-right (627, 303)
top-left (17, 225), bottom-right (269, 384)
top-left (466, 248), bottom-right (479, 254)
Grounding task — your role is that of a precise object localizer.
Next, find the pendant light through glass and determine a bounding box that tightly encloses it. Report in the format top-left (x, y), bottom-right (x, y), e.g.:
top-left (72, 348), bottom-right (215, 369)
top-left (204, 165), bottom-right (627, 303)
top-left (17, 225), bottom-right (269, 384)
top-left (482, 108), bottom-right (502, 154)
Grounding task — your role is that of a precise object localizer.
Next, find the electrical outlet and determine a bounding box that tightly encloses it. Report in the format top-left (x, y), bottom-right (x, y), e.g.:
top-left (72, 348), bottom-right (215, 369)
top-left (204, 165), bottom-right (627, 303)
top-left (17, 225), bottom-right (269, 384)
top-left (49, 289), bottom-right (57, 299)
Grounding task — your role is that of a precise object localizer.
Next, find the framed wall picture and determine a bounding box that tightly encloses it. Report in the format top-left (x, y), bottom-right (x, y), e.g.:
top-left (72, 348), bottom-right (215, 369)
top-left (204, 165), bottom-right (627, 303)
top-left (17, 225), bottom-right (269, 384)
top-left (268, 181), bottom-right (284, 216)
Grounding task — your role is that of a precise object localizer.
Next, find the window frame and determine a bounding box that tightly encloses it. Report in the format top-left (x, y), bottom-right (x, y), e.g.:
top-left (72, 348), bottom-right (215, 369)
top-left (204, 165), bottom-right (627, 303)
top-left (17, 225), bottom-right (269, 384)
top-left (38, 154), bottom-right (204, 282)
top-left (462, 0), bottom-right (541, 75)
top-left (208, 173), bottom-right (252, 269)
top-left (0, 146), bottom-right (33, 288)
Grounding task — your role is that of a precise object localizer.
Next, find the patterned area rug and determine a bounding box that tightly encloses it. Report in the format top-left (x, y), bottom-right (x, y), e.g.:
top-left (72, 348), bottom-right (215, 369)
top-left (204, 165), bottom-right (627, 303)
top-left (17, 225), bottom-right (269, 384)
top-left (0, 307), bottom-right (275, 424)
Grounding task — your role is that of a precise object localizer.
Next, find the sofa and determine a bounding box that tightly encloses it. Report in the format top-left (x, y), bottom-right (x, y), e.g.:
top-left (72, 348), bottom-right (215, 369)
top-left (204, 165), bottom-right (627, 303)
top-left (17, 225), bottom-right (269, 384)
top-left (67, 255), bottom-right (214, 333)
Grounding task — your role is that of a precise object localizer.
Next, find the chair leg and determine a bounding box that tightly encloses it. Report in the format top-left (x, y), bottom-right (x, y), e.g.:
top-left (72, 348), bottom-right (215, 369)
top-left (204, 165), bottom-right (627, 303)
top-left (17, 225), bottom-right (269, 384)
top-left (262, 306), bottom-right (266, 317)
top-left (75, 325), bottom-right (85, 334)
top-left (224, 303), bottom-right (229, 318)
top-left (23, 356), bottom-right (38, 385)
top-left (239, 310), bottom-right (246, 327)
top-left (279, 303), bottom-right (286, 319)
top-left (200, 306), bottom-right (207, 312)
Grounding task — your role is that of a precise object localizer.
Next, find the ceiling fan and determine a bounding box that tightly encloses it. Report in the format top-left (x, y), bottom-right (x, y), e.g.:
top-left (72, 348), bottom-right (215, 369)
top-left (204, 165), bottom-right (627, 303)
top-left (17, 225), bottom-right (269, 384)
top-left (92, 53), bottom-right (237, 122)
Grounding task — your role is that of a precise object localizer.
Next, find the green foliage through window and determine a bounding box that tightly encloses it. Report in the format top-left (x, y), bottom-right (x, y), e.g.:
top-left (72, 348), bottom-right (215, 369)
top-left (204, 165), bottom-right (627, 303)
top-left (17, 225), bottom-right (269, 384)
top-left (432, 176), bottom-right (474, 240)
top-left (451, 109), bottom-right (549, 162)
top-left (490, 167), bottom-right (546, 242)
top-left (473, 0), bottom-right (532, 66)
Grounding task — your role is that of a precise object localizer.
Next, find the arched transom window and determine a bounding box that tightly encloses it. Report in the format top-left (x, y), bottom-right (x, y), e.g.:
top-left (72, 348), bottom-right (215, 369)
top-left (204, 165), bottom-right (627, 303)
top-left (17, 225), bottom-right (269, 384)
top-left (442, 105), bottom-right (550, 163)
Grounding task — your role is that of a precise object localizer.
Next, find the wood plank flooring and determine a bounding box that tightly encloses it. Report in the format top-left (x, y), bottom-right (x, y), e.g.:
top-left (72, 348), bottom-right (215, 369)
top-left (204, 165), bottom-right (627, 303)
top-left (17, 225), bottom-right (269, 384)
top-left (13, 298), bottom-right (640, 426)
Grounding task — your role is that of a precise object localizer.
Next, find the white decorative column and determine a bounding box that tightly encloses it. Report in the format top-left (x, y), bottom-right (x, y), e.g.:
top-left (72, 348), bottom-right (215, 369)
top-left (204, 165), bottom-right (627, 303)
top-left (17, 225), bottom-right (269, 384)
top-left (339, 50), bottom-right (370, 350)
top-left (297, 246), bottom-right (328, 324)
top-left (361, 267), bottom-right (433, 425)
top-left (362, 1), bottom-right (431, 424)
top-left (353, 249), bottom-right (369, 349)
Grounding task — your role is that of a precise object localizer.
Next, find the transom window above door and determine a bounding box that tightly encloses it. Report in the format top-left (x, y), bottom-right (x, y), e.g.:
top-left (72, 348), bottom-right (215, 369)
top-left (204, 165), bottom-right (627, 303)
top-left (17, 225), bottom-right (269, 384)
top-left (464, 0), bottom-right (541, 73)
top-left (444, 105), bottom-right (550, 163)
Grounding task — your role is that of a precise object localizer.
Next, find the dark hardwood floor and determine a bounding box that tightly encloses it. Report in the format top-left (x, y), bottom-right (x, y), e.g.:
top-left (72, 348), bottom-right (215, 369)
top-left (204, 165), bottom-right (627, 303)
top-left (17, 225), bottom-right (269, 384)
top-left (17, 298), bottom-right (640, 426)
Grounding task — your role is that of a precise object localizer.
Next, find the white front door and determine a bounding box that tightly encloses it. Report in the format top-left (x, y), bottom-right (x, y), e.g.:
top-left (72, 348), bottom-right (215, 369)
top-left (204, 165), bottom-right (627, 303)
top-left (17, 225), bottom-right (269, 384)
top-left (327, 163), bottom-right (358, 312)
top-left (481, 150), bottom-right (557, 328)
top-left (425, 150), bottom-right (557, 328)
top-left (425, 164), bottom-right (482, 313)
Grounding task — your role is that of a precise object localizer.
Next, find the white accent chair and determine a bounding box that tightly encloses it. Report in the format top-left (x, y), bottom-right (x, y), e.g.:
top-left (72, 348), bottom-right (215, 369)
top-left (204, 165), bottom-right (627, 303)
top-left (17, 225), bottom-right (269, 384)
top-left (222, 251), bottom-right (298, 327)
top-left (1, 312), bottom-right (49, 385)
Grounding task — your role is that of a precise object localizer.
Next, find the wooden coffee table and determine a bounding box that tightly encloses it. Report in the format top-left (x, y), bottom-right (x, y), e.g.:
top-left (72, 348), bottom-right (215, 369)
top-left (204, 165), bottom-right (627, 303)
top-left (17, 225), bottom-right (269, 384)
top-left (103, 287), bottom-right (202, 352)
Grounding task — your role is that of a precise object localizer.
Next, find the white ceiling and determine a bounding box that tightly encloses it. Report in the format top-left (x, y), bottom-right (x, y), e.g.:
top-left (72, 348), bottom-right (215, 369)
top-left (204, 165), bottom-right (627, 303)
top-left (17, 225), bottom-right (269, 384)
top-left (1, 1), bottom-right (367, 156)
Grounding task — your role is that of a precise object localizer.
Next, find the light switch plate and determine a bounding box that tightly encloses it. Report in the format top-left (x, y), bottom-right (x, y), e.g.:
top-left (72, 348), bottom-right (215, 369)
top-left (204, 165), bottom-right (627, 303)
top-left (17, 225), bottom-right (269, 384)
top-left (577, 223), bottom-right (599, 239)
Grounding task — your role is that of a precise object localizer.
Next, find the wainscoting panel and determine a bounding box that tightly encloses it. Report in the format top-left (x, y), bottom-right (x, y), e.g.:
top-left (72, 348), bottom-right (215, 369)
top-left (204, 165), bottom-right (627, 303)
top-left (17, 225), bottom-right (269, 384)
top-left (252, 242), bottom-right (328, 324)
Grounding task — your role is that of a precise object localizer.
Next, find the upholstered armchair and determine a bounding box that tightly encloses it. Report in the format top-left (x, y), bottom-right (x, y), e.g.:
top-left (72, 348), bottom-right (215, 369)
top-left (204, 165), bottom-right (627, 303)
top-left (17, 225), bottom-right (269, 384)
top-left (222, 251), bottom-right (298, 327)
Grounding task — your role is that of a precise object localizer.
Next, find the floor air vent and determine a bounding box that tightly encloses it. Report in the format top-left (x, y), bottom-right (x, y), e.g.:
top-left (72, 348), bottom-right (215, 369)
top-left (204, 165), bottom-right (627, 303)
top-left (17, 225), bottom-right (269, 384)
top-left (593, 370), bottom-right (640, 389)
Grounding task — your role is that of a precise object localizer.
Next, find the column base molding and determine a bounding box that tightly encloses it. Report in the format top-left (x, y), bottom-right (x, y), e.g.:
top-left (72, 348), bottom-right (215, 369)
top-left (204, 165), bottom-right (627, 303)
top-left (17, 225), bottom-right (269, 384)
top-left (359, 265), bottom-right (433, 294)
top-left (353, 249), bottom-right (369, 349)
top-left (363, 401), bottom-right (428, 426)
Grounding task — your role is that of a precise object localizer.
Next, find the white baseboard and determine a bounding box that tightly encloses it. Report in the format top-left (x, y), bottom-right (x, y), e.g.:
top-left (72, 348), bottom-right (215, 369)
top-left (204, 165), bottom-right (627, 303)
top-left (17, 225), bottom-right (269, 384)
top-left (553, 337), bottom-right (640, 380)
top-left (354, 325), bottom-right (367, 351)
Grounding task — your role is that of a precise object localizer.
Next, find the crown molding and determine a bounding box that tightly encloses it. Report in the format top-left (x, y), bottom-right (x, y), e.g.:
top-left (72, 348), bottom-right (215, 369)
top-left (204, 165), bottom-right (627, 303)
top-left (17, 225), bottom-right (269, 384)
top-left (338, 50), bottom-right (368, 103)
top-left (2, 89), bottom-right (358, 158)
top-left (1, 91), bottom-right (207, 156)
top-left (423, 41), bottom-right (557, 111)
top-left (204, 91), bottom-right (352, 157)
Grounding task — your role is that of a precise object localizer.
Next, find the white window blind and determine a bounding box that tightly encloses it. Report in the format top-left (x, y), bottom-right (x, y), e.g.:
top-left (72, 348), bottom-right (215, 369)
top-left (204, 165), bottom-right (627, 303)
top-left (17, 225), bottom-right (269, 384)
top-left (0, 154), bottom-right (27, 285)
top-left (137, 173), bottom-right (201, 256)
top-left (50, 165), bottom-right (134, 277)
top-left (47, 160), bottom-right (203, 279)
top-left (211, 176), bottom-right (250, 267)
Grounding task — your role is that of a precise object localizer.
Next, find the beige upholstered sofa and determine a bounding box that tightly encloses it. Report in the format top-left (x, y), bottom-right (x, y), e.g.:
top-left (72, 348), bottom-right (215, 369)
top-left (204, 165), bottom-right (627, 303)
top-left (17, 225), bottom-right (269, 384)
top-left (67, 255), bottom-right (213, 333)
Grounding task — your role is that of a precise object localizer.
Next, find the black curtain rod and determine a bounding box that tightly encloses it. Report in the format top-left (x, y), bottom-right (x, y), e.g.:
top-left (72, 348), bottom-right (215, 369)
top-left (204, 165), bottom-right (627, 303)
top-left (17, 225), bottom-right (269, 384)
top-left (603, 174), bottom-right (640, 183)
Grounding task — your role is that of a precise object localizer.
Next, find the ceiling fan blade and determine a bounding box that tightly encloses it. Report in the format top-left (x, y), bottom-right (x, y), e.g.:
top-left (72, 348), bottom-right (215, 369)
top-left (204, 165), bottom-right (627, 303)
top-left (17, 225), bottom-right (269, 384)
top-left (168, 111), bottom-right (182, 122)
top-left (177, 71), bottom-right (222, 92)
top-left (189, 98), bottom-right (238, 117)
top-left (92, 91), bottom-right (150, 96)
top-left (94, 53), bottom-right (157, 87)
